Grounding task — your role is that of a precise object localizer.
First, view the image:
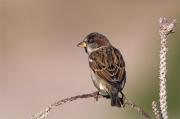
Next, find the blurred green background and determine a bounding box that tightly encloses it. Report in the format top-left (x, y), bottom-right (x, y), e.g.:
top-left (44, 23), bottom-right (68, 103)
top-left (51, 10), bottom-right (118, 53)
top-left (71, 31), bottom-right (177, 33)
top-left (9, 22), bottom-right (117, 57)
top-left (0, 0), bottom-right (179, 119)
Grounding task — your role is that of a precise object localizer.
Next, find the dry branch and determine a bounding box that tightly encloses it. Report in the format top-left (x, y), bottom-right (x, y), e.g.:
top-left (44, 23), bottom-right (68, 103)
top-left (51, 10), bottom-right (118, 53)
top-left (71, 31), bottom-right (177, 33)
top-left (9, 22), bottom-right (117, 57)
top-left (31, 91), bottom-right (151, 119)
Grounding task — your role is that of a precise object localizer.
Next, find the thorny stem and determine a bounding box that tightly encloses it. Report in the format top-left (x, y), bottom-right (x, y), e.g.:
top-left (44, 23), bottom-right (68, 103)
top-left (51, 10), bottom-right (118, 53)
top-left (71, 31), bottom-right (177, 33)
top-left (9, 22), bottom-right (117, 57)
top-left (30, 91), bottom-right (151, 119)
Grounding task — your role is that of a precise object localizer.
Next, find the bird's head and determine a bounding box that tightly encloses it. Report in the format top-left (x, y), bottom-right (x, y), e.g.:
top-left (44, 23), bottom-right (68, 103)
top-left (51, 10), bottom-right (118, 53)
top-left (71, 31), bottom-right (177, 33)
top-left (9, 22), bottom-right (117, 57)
top-left (77, 32), bottom-right (111, 54)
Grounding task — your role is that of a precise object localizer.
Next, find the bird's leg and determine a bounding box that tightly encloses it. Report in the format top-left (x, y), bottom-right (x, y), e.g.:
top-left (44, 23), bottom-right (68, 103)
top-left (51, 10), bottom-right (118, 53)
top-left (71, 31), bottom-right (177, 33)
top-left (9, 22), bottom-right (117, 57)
top-left (94, 91), bottom-right (100, 101)
top-left (95, 91), bottom-right (110, 101)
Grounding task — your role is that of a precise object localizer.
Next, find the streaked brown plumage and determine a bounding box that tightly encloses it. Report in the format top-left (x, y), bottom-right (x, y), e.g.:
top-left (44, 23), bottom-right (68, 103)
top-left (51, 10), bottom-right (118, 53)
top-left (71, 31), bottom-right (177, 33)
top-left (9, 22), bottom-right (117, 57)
top-left (77, 32), bottom-right (126, 107)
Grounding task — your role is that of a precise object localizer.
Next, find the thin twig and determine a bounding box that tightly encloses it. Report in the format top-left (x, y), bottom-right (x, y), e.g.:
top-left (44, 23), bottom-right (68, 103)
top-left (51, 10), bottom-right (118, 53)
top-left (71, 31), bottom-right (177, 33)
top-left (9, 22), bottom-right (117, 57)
top-left (30, 91), bottom-right (98, 119)
top-left (30, 91), bottom-right (151, 119)
top-left (124, 97), bottom-right (151, 119)
top-left (158, 17), bottom-right (176, 119)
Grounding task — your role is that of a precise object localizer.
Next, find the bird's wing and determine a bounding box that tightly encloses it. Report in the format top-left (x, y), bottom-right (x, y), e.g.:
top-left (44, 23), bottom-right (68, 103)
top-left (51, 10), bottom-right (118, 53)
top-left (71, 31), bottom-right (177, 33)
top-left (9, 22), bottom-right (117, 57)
top-left (89, 47), bottom-right (126, 85)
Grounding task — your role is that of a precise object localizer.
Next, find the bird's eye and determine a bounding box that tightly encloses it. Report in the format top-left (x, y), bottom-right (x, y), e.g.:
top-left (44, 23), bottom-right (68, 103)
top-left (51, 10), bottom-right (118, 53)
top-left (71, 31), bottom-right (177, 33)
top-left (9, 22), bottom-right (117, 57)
top-left (88, 39), bottom-right (94, 43)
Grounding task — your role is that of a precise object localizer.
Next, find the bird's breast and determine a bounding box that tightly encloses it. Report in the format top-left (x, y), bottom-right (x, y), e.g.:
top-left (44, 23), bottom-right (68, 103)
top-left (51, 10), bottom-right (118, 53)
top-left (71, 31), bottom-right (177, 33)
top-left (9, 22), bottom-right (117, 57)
top-left (90, 69), bottom-right (107, 92)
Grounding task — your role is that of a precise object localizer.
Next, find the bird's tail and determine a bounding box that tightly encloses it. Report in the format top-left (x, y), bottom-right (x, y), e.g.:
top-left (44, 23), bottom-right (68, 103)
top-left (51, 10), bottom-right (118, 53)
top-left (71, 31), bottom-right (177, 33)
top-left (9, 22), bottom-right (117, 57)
top-left (110, 91), bottom-right (124, 107)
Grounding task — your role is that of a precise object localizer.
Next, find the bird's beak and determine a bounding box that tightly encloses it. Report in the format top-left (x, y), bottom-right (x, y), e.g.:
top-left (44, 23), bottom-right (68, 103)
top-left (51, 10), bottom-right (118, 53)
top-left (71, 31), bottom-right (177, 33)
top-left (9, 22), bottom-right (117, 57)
top-left (77, 41), bottom-right (87, 48)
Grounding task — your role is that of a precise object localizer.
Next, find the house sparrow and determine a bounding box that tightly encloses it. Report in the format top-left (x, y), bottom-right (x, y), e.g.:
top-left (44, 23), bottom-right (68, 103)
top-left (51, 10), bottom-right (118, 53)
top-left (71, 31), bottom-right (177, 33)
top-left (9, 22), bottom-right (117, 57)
top-left (77, 32), bottom-right (126, 107)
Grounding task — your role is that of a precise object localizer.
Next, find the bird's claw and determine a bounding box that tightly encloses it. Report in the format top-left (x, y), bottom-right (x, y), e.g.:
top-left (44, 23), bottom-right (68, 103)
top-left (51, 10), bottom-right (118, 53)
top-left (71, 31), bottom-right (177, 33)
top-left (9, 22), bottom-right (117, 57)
top-left (94, 91), bottom-right (100, 101)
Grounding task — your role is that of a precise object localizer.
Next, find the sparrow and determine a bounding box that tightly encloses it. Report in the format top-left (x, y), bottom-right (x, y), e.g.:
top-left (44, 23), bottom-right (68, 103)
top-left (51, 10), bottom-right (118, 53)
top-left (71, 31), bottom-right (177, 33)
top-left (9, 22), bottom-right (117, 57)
top-left (77, 32), bottom-right (126, 107)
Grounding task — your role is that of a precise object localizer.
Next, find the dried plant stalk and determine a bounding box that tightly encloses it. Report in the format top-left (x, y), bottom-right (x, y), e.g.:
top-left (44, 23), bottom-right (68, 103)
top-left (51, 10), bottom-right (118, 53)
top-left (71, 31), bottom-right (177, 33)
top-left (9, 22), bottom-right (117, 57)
top-left (124, 97), bottom-right (151, 119)
top-left (30, 92), bottom-right (98, 119)
top-left (152, 101), bottom-right (161, 119)
top-left (30, 92), bottom-right (151, 119)
top-left (158, 17), bottom-right (176, 119)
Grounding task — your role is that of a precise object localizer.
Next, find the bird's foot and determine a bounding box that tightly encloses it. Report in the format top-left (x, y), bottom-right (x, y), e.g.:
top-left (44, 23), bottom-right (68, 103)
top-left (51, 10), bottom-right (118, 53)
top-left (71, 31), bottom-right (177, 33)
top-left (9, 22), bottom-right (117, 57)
top-left (94, 91), bottom-right (100, 101)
